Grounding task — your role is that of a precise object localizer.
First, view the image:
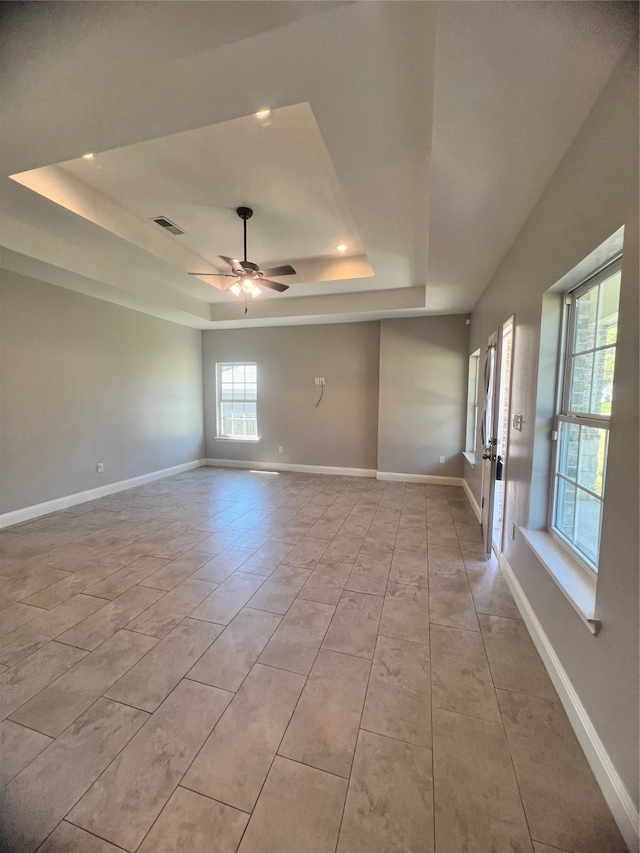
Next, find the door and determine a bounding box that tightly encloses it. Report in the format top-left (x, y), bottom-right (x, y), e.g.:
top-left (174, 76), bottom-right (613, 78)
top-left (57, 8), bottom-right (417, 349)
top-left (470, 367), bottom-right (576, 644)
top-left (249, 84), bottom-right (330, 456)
top-left (480, 317), bottom-right (514, 558)
top-left (480, 334), bottom-right (497, 557)
top-left (491, 317), bottom-right (513, 555)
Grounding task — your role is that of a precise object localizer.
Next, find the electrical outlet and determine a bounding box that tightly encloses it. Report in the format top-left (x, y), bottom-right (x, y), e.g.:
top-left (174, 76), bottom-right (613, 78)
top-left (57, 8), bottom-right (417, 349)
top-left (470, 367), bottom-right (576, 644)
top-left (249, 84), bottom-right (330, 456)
top-left (512, 414), bottom-right (523, 431)
top-left (97, 463), bottom-right (104, 473)
top-left (314, 378), bottom-right (320, 385)
top-left (314, 377), bottom-right (326, 385)
top-left (439, 455), bottom-right (445, 464)
top-left (278, 446), bottom-right (283, 453)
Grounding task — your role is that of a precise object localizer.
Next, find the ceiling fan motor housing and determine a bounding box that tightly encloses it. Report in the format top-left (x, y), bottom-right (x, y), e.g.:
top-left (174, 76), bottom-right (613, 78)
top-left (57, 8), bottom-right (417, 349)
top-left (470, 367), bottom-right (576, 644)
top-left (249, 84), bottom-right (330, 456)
top-left (236, 207), bottom-right (253, 220)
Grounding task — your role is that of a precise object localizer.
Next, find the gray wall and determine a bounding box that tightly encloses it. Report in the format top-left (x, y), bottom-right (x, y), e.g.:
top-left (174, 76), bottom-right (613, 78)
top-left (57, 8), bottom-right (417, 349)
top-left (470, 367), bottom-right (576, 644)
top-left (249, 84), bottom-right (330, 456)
top-left (0, 270), bottom-right (204, 513)
top-left (202, 322), bottom-right (381, 470)
top-left (465, 43), bottom-right (639, 806)
top-left (378, 316), bottom-right (468, 477)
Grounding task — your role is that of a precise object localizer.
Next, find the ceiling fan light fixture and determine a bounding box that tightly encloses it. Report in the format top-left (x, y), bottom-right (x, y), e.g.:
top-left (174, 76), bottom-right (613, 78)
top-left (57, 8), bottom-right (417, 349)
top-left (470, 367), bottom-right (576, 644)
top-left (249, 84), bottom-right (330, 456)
top-left (241, 277), bottom-right (254, 293)
top-left (230, 283), bottom-right (242, 296)
top-left (251, 284), bottom-right (261, 298)
top-left (336, 244), bottom-right (347, 252)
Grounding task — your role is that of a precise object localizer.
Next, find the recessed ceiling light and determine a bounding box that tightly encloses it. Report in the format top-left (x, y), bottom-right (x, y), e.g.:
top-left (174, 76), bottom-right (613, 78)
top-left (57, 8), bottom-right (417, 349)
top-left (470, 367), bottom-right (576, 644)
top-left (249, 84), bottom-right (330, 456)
top-left (255, 109), bottom-right (271, 119)
top-left (82, 153), bottom-right (94, 160)
top-left (336, 244), bottom-right (348, 252)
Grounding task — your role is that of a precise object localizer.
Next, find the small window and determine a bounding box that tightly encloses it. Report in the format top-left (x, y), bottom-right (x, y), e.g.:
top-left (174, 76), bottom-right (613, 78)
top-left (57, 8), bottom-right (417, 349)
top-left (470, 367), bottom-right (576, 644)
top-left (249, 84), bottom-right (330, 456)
top-left (550, 259), bottom-right (621, 572)
top-left (216, 363), bottom-right (258, 440)
top-left (466, 350), bottom-right (480, 453)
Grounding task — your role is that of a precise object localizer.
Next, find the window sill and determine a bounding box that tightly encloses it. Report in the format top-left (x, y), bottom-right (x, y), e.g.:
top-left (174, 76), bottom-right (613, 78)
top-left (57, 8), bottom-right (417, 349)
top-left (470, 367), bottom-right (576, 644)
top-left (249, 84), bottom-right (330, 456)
top-left (520, 528), bottom-right (600, 635)
top-left (215, 437), bottom-right (260, 443)
top-left (462, 451), bottom-right (476, 467)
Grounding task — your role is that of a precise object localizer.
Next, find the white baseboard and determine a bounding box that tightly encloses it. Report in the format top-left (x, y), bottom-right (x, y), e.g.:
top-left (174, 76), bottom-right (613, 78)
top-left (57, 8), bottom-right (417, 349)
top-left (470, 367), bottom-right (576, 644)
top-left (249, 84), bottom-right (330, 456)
top-left (0, 460), bottom-right (206, 530)
top-left (499, 553), bottom-right (639, 853)
top-left (204, 458), bottom-right (377, 478)
top-left (462, 478), bottom-right (482, 521)
top-left (376, 471), bottom-right (463, 487)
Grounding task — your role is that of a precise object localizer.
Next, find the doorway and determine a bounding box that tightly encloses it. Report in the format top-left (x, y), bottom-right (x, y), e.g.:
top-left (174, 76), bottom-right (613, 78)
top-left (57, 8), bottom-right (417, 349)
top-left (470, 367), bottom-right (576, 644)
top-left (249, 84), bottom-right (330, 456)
top-left (480, 317), bottom-right (514, 558)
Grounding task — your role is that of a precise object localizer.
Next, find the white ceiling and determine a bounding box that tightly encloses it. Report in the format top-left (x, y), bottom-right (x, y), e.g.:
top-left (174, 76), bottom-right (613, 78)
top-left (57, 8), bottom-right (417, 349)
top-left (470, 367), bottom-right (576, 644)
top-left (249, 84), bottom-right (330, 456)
top-left (1, 1), bottom-right (636, 329)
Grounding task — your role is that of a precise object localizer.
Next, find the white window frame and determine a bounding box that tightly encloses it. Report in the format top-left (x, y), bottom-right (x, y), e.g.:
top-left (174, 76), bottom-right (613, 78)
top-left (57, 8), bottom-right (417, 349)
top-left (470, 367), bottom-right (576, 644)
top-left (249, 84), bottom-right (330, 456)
top-left (549, 257), bottom-right (622, 575)
top-left (215, 362), bottom-right (259, 441)
top-left (465, 349), bottom-right (480, 455)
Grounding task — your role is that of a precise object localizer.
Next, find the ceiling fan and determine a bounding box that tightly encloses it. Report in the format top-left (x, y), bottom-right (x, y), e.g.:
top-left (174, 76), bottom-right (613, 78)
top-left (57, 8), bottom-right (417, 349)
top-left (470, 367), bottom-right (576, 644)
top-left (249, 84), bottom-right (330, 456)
top-left (189, 207), bottom-right (296, 297)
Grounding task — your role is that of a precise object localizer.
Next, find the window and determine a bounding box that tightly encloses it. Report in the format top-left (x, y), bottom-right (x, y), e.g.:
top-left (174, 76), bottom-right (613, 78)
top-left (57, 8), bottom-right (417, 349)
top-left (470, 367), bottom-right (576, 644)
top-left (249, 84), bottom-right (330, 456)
top-left (465, 349), bottom-right (480, 454)
top-left (551, 259), bottom-right (621, 572)
top-left (216, 363), bottom-right (258, 440)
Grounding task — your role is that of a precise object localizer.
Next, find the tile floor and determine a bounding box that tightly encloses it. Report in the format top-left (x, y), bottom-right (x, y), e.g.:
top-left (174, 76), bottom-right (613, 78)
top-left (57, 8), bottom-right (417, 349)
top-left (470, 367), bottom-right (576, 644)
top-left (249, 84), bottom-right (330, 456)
top-left (0, 467), bottom-right (627, 853)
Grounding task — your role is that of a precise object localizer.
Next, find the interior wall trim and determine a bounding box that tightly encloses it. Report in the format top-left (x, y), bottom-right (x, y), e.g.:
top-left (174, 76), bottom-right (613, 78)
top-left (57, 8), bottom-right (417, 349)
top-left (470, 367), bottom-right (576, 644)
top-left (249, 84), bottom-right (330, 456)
top-left (0, 460), bottom-right (206, 530)
top-left (376, 471), bottom-right (464, 487)
top-left (203, 458), bottom-right (377, 478)
top-left (462, 477), bottom-right (482, 521)
top-left (499, 552), bottom-right (639, 853)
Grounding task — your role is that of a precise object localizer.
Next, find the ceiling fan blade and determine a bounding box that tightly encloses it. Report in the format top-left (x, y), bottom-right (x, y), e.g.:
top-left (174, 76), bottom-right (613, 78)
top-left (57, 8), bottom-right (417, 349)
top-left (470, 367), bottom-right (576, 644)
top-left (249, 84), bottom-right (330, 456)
top-left (219, 255), bottom-right (243, 272)
top-left (259, 278), bottom-right (289, 293)
top-left (260, 265), bottom-right (296, 277)
top-left (188, 272), bottom-right (237, 277)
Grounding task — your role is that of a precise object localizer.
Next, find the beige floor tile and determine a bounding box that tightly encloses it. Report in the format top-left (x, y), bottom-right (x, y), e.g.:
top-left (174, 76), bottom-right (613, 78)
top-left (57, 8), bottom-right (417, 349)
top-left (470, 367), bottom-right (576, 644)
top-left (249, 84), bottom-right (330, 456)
top-left (532, 844), bottom-right (572, 853)
top-left (137, 550), bottom-right (212, 590)
top-left (188, 606), bottom-right (281, 691)
top-left (1, 698), bottom-right (148, 853)
top-left (0, 602), bottom-right (47, 638)
top-left (479, 614), bottom-right (556, 698)
top-left (497, 689), bottom-right (627, 853)
top-left (37, 821), bottom-right (124, 853)
top-left (138, 787), bottom-right (249, 853)
top-left (126, 578), bottom-right (216, 637)
top-left (322, 591), bottom-right (382, 659)
top-left (0, 567), bottom-right (70, 607)
top-left (426, 524), bottom-right (460, 548)
top-left (306, 516), bottom-right (345, 540)
top-left (467, 565), bottom-right (521, 618)
top-left (183, 663), bottom-right (305, 811)
top-left (0, 641), bottom-right (87, 721)
top-left (337, 730), bottom-right (434, 853)
top-left (0, 719), bottom-right (52, 785)
top-left (237, 756), bottom-right (347, 853)
top-left (106, 618), bottom-right (222, 711)
top-left (21, 561), bottom-right (120, 609)
top-left (69, 680), bottom-right (232, 851)
top-left (389, 548), bottom-right (429, 588)
top-left (269, 520), bottom-right (313, 544)
top-left (282, 536), bottom-right (330, 569)
top-left (395, 526), bottom-right (428, 552)
top-left (11, 629), bottom-right (157, 736)
top-left (190, 545), bottom-right (257, 583)
top-left (259, 598), bottom-right (335, 674)
top-left (426, 544), bottom-right (465, 578)
top-left (85, 555), bottom-right (169, 599)
top-left (247, 565), bottom-right (311, 614)
top-left (56, 585), bottom-right (164, 650)
top-left (279, 649), bottom-right (370, 777)
top-left (379, 581), bottom-right (429, 645)
top-left (321, 533), bottom-right (365, 563)
top-left (345, 553), bottom-right (391, 596)
top-left (0, 594), bottom-right (105, 666)
top-left (236, 540), bottom-right (295, 576)
top-left (149, 529), bottom-right (211, 559)
top-left (433, 707), bottom-right (533, 853)
top-left (430, 623), bottom-right (500, 722)
top-left (362, 634), bottom-right (431, 748)
top-left (428, 575), bottom-right (479, 631)
top-left (297, 560), bottom-right (353, 605)
top-left (190, 571), bottom-right (266, 624)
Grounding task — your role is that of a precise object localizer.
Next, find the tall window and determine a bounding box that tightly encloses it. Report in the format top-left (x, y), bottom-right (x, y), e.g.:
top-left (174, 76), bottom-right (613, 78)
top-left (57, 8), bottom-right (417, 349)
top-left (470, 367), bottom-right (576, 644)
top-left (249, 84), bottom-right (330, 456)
top-left (551, 260), bottom-right (621, 572)
top-left (466, 349), bottom-right (480, 453)
top-left (216, 363), bottom-right (258, 440)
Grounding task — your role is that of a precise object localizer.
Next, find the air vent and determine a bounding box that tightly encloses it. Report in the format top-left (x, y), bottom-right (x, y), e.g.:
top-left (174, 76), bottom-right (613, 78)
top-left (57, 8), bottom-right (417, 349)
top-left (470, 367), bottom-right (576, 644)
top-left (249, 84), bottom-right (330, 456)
top-left (151, 216), bottom-right (184, 235)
